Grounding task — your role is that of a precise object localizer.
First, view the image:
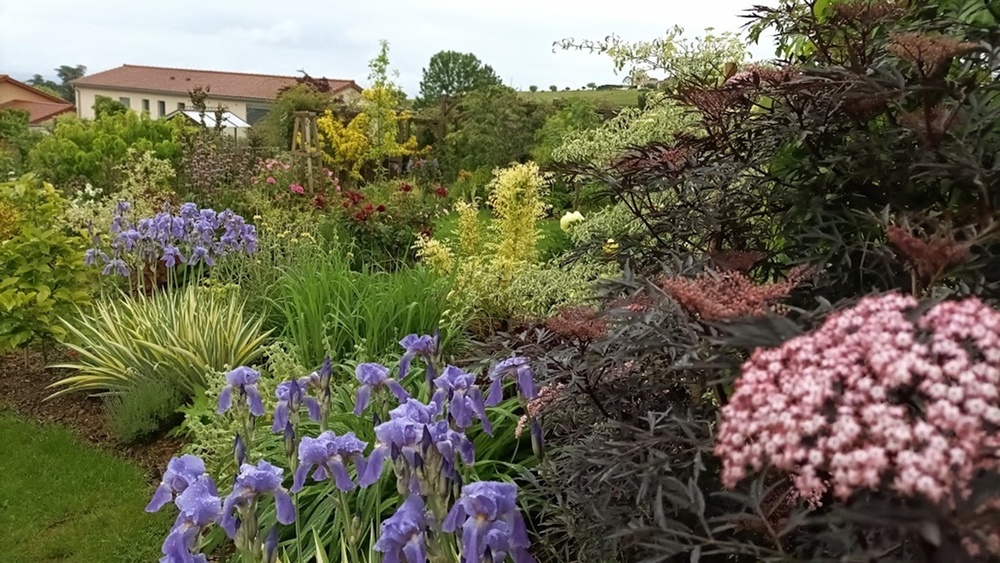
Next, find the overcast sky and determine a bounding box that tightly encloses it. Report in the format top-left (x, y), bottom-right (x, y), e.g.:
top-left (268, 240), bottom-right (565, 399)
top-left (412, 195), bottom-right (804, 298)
top-left (0, 0), bottom-right (776, 96)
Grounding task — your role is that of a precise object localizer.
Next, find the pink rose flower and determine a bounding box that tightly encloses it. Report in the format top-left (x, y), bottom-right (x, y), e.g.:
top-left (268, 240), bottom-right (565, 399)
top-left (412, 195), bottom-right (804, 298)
top-left (266, 177), bottom-right (276, 184)
top-left (289, 184), bottom-right (305, 194)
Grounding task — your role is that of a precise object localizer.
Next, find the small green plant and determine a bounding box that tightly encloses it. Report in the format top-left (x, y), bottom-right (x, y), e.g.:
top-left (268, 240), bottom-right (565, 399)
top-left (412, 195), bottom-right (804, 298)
top-left (50, 285), bottom-right (270, 397)
top-left (0, 174), bottom-right (93, 352)
top-left (104, 375), bottom-right (185, 443)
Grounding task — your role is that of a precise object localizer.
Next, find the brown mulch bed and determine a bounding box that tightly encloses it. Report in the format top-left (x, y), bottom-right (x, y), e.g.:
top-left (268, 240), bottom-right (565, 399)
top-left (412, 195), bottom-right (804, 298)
top-left (0, 347), bottom-right (182, 481)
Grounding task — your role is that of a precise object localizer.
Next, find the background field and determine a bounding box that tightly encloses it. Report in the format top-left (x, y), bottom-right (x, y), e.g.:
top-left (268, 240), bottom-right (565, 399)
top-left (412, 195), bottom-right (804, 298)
top-left (519, 88), bottom-right (641, 109)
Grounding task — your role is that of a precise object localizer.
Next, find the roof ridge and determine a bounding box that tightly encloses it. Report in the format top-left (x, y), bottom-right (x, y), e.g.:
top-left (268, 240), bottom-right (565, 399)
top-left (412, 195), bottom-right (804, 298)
top-left (0, 74), bottom-right (75, 105)
top-left (114, 64), bottom-right (353, 83)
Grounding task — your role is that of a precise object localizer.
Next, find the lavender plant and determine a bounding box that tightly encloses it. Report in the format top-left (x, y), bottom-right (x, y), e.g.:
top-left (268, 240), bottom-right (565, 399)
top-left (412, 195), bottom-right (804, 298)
top-left (85, 200), bottom-right (258, 293)
top-left (149, 333), bottom-right (541, 563)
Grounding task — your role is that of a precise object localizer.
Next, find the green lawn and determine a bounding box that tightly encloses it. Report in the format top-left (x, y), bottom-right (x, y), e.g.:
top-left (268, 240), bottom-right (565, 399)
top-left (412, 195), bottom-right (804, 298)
top-left (0, 411), bottom-right (171, 562)
top-left (519, 88), bottom-right (641, 109)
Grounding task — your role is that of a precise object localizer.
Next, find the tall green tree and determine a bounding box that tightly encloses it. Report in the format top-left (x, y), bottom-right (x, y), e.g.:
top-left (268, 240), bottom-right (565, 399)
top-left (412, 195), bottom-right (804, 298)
top-left (443, 85), bottom-right (548, 176)
top-left (417, 51), bottom-right (502, 142)
top-left (27, 64), bottom-right (86, 102)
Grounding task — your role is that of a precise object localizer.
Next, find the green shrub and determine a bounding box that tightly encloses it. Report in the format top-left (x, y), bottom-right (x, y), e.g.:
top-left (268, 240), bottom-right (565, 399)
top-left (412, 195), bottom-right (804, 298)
top-left (0, 109), bottom-right (44, 178)
top-left (28, 110), bottom-right (187, 191)
top-left (50, 285), bottom-right (270, 397)
top-left (0, 175), bottom-right (93, 352)
top-left (104, 375), bottom-right (185, 443)
top-left (274, 251), bottom-right (455, 369)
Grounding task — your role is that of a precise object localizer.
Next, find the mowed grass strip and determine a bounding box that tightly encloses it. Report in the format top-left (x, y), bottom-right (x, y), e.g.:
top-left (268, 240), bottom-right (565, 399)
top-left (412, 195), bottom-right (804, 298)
top-left (0, 411), bottom-right (171, 562)
top-left (519, 88), bottom-right (641, 109)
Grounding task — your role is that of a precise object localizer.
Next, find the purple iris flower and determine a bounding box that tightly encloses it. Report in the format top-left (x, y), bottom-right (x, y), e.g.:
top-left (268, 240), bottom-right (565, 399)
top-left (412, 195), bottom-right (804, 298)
top-left (486, 357), bottom-right (537, 407)
top-left (360, 399), bottom-right (473, 488)
top-left (354, 363), bottom-right (410, 416)
top-left (159, 475), bottom-right (221, 563)
top-left (398, 333), bottom-right (439, 382)
top-left (115, 228), bottom-right (141, 251)
top-left (162, 245), bottom-right (186, 268)
top-left (84, 247), bottom-right (107, 266)
top-left (373, 494), bottom-right (428, 563)
top-left (292, 431), bottom-right (369, 493)
top-left (170, 216), bottom-right (189, 241)
top-left (188, 246), bottom-right (215, 267)
top-left (272, 377), bottom-right (322, 432)
top-left (179, 202), bottom-right (199, 220)
top-left (432, 366), bottom-right (492, 435)
top-left (101, 257), bottom-right (130, 277)
top-left (217, 366), bottom-right (265, 417)
top-left (147, 454), bottom-right (208, 512)
top-left (442, 481), bottom-right (534, 563)
top-left (220, 461), bottom-right (296, 538)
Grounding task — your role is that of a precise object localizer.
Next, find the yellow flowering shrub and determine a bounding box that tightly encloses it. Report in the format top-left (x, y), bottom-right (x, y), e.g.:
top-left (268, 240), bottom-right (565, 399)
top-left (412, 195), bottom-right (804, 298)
top-left (414, 162), bottom-right (609, 324)
top-left (487, 162), bottom-right (549, 265)
top-left (316, 84), bottom-right (421, 180)
top-left (317, 110), bottom-right (370, 180)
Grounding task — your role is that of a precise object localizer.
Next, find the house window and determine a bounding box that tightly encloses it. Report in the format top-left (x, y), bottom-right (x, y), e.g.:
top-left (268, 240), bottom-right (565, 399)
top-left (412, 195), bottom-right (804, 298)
top-left (157, 100), bottom-right (166, 117)
top-left (119, 97), bottom-right (131, 108)
top-left (178, 102), bottom-right (186, 110)
top-left (142, 99), bottom-right (150, 112)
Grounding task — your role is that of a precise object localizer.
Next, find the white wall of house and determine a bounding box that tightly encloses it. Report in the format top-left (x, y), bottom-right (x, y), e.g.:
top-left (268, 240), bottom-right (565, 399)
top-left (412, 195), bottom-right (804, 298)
top-left (75, 86), bottom-right (251, 121)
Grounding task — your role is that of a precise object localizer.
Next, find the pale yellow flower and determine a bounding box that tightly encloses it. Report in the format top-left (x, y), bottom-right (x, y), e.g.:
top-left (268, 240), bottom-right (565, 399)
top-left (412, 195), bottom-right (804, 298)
top-left (560, 211), bottom-right (585, 232)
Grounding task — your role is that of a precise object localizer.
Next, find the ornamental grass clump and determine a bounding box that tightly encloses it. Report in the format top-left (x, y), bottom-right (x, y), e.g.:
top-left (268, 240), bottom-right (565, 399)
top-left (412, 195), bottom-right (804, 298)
top-left (715, 292), bottom-right (1000, 556)
top-left (149, 333), bottom-right (541, 562)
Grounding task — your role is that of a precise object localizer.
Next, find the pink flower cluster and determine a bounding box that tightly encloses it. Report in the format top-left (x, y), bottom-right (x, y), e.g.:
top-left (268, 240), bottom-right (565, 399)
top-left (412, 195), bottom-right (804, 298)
top-left (715, 292), bottom-right (1000, 508)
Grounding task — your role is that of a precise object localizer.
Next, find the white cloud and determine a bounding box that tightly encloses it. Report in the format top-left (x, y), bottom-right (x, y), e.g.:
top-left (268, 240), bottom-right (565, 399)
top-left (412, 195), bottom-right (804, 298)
top-left (0, 0), bottom-right (776, 96)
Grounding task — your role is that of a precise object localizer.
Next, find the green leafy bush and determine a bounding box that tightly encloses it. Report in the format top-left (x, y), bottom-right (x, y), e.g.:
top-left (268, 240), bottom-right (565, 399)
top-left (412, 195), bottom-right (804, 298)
top-left (50, 285), bottom-right (270, 397)
top-left (0, 109), bottom-right (44, 178)
top-left (104, 375), bottom-right (185, 443)
top-left (28, 111), bottom-right (187, 191)
top-left (0, 175), bottom-right (93, 351)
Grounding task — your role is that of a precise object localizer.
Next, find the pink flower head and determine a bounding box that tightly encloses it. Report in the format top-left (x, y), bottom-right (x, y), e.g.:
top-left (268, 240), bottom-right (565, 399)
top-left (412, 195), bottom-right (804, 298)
top-left (289, 184), bottom-right (305, 195)
top-left (266, 161), bottom-right (274, 170)
top-left (715, 292), bottom-right (1000, 517)
top-left (266, 177), bottom-right (276, 184)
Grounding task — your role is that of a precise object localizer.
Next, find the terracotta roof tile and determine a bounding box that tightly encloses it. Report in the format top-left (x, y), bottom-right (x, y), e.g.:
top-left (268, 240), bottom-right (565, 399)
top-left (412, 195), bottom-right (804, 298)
top-left (0, 100), bottom-right (75, 124)
top-left (72, 64), bottom-right (361, 101)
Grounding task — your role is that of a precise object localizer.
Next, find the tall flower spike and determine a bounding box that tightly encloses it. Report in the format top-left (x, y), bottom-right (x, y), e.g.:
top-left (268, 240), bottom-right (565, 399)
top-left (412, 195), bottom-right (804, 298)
top-left (442, 481), bottom-right (534, 563)
top-left (217, 366), bottom-right (265, 417)
top-left (273, 377), bottom-right (321, 432)
top-left (147, 454), bottom-right (208, 512)
top-left (354, 362), bottom-right (411, 416)
top-left (433, 365), bottom-right (492, 435)
top-left (221, 461), bottom-right (295, 538)
top-left (486, 357), bottom-right (537, 406)
top-left (292, 431), bottom-right (369, 493)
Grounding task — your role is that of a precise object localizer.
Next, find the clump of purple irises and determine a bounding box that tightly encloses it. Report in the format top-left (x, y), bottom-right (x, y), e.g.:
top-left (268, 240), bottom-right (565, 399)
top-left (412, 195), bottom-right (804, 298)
top-left (85, 201), bottom-right (257, 278)
top-left (149, 332), bottom-right (542, 563)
